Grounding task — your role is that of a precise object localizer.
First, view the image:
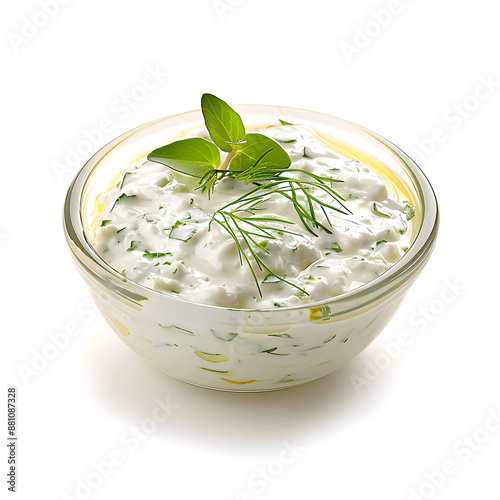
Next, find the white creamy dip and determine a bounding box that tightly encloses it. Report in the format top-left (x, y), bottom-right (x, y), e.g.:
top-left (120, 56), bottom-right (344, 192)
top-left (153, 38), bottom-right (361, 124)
top-left (94, 125), bottom-right (414, 308)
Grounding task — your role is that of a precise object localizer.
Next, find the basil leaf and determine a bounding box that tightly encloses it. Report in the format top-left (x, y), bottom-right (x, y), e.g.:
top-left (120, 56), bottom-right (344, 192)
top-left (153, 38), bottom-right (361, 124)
top-left (147, 137), bottom-right (220, 178)
top-left (229, 133), bottom-right (291, 173)
top-left (201, 94), bottom-right (245, 152)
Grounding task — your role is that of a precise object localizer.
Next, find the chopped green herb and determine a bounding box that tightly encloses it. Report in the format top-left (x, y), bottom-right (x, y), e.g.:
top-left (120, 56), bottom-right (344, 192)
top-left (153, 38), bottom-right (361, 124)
top-left (262, 347), bottom-right (277, 353)
top-left (278, 139), bottom-right (297, 144)
top-left (303, 147), bottom-right (310, 158)
top-left (279, 119), bottom-right (294, 126)
top-left (323, 334), bottom-right (336, 343)
top-left (268, 333), bottom-right (292, 338)
top-left (101, 219), bottom-right (112, 227)
top-left (331, 242), bottom-right (343, 253)
top-left (404, 204), bottom-right (416, 221)
top-left (375, 240), bottom-right (387, 247)
top-left (143, 250), bottom-right (173, 259)
top-left (127, 240), bottom-right (140, 252)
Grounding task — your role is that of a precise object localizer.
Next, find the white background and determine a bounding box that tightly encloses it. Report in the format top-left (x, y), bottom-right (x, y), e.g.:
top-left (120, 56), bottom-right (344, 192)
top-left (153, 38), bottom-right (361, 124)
top-left (2, 1), bottom-right (499, 499)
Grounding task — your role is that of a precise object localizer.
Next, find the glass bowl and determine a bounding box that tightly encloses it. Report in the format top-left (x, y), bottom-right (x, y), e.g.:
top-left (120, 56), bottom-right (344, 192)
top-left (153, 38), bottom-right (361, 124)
top-left (63, 105), bottom-right (439, 391)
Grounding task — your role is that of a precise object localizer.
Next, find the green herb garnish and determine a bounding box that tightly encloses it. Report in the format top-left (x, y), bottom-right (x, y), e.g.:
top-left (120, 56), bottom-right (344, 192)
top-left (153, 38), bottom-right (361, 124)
top-left (101, 219), bottom-right (112, 227)
top-left (127, 240), bottom-right (139, 252)
top-left (143, 250), bottom-right (173, 259)
top-left (148, 94), bottom-right (291, 194)
top-left (404, 204), bottom-right (416, 221)
top-left (147, 137), bottom-right (220, 179)
top-left (331, 242), bottom-right (343, 253)
top-left (147, 94), bottom-right (351, 296)
top-left (201, 93), bottom-right (246, 152)
top-left (148, 94), bottom-right (290, 193)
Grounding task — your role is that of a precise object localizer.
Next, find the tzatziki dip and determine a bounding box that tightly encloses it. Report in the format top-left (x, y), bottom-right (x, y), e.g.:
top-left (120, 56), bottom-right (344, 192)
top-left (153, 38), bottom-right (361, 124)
top-left (94, 104), bottom-right (415, 309)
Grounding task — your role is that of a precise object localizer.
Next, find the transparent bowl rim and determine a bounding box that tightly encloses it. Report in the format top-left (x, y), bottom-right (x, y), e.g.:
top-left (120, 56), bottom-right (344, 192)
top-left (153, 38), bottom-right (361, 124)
top-left (63, 104), bottom-right (439, 316)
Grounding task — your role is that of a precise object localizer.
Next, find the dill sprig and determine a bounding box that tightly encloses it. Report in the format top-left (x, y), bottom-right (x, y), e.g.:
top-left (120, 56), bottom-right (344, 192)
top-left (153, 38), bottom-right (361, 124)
top-left (209, 168), bottom-right (350, 297)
